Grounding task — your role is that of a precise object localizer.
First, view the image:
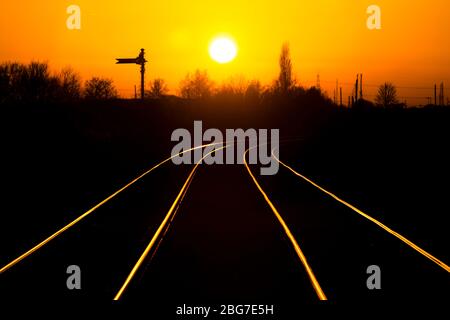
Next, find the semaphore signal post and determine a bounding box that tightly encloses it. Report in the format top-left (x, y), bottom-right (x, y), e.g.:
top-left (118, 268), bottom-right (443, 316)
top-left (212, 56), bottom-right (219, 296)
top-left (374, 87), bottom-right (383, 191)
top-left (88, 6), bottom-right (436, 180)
top-left (116, 48), bottom-right (147, 100)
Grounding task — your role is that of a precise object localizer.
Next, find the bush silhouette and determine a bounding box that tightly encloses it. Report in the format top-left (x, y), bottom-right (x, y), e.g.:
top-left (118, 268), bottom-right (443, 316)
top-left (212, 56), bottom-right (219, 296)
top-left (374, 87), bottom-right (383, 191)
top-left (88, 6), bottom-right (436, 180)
top-left (84, 77), bottom-right (118, 100)
top-left (146, 78), bottom-right (169, 99)
top-left (179, 70), bottom-right (214, 99)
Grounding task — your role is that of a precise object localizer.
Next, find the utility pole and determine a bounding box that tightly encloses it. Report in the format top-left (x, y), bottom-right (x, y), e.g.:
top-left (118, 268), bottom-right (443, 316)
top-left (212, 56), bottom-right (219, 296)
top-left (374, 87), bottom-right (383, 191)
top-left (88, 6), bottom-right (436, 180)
top-left (316, 74), bottom-right (321, 90)
top-left (439, 84), bottom-right (441, 105)
top-left (359, 74), bottom-right (363, 100)
top-left (340, 87), bottom-right (343, 107)
top-left (134, 85), bottom-right (137, 100)
top-left (355, 75), bottom-right (359, 102)
top-left (434, 84), bottom-right (437, 105)
top-left (336, 79), bottom-right (339, 105)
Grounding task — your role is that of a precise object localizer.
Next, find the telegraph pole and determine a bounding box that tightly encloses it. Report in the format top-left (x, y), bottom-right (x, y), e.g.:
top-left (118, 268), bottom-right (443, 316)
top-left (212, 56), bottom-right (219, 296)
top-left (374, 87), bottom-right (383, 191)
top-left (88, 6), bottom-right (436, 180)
top-left (359, 74), bottom-right (363, 100)
top-left (336, 79), bottom-right (339, 105)
top-left (434, 84), bottom-right (437, 105)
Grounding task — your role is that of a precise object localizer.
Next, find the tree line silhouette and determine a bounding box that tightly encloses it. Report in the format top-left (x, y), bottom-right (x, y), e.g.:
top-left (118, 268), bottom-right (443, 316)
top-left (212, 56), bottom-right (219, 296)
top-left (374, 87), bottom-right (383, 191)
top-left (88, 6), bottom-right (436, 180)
top-left (0, 62), bottom-right (118, 105)
top-left (0, 44), bottom-right (434, 109)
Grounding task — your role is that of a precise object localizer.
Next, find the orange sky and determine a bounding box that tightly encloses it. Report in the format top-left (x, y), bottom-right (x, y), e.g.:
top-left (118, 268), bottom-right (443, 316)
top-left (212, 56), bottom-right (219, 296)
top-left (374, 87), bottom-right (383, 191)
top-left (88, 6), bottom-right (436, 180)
top-left (1, 0), bottom-right (449, 104)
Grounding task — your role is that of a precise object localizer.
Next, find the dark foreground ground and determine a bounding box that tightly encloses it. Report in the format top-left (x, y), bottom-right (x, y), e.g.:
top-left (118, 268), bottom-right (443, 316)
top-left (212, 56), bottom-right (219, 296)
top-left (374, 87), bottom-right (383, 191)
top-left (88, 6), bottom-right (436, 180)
top-left (0, 99), bottom-right (448, 313)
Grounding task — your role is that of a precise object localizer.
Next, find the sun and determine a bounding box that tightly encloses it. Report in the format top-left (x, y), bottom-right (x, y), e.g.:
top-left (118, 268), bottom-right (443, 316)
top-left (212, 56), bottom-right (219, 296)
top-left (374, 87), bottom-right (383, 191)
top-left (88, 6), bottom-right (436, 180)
top-left (209, 37), bottom-right (237, 64)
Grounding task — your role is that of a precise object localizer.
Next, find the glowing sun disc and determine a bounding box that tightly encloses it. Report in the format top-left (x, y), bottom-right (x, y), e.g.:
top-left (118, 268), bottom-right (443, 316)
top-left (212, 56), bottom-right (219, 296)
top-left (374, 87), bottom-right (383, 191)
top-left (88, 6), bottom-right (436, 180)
top-left (209, 37), bottom-right (237, 64)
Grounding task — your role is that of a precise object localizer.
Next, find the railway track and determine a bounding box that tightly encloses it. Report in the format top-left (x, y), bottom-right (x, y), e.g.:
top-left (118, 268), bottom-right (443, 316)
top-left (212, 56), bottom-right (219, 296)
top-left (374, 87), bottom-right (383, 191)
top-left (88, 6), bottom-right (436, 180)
top-left (1, 142), bottom-right (448, 302)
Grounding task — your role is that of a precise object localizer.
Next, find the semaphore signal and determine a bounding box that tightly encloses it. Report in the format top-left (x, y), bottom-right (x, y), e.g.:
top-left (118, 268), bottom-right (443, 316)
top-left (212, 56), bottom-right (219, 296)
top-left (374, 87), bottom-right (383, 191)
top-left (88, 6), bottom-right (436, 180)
top-left (116, 49), bottom-right (148, 100)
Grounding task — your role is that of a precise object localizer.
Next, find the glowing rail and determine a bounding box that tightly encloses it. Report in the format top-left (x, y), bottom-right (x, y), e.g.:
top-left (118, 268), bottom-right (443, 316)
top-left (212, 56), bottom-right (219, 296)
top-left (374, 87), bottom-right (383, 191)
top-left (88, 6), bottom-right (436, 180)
top-left (113, 145), bottom-right (229, 300)
top-left (272, 150), bottom-right (450, 273)
top-left (0, 143), bottom-right (220, 274)
top-left (244, 147), bottom-right (327, 301)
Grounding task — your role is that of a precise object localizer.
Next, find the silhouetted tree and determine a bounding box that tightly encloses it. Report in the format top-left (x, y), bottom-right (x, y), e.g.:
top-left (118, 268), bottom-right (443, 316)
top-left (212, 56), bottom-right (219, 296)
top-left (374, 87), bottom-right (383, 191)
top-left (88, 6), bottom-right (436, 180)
top-left (215, 75), bottom-right (247, 98)
top-left (179, 70), bottom-right (213, 99)
top-left (15, 62), bottom-right (61, 103)
top-left (146, 78), bottom-right (168, 98)
top-left (245, 80), bottom-right (263, 102)
top-left (0, 62), bottom-right (56, 103)
top-left (0, 62), bottom-right (14, 103)
top-left (84, 77), bottom-right (118, 100)
top-left (376, 82), bottom-right (399, 108)
top-left (57, 67), bottom-right (82, 101)
top-left (0, 62), bottom-right (84, 104)
top-left (276, 43), bottom-right (295, 94)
